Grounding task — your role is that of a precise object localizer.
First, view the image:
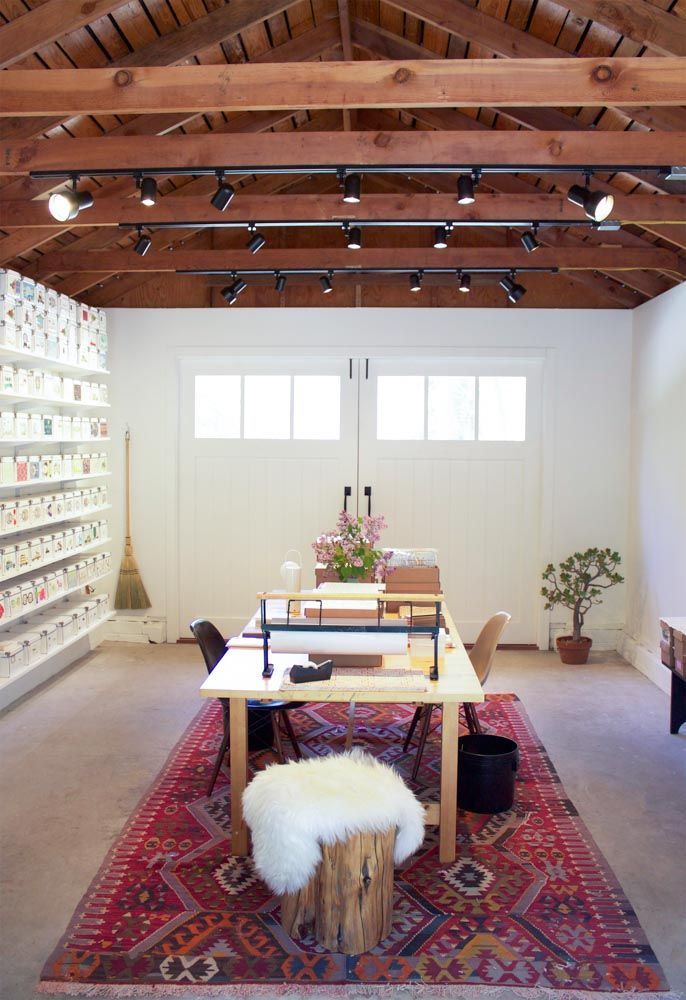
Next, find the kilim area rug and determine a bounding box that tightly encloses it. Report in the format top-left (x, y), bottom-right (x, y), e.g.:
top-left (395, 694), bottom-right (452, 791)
top-left (39, 695), bottom-right (672, 998)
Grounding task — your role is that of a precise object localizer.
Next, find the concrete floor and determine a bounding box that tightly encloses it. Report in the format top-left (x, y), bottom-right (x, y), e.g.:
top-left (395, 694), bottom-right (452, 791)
top-left (0, 643), bottom-right (684, 1000)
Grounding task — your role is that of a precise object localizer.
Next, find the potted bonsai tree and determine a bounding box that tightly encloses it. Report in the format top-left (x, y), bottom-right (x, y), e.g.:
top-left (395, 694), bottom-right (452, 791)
top-left (541, 548), bottom-right (624, 664)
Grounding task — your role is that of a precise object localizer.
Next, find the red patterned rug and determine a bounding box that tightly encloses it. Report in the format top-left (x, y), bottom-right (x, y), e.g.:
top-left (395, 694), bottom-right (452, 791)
top-left (39, 695), bottom-right (670, 997)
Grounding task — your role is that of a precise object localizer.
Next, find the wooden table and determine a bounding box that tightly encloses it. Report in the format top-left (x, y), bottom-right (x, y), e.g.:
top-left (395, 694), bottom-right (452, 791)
top-left (200, 600), bottom-right (483, 864)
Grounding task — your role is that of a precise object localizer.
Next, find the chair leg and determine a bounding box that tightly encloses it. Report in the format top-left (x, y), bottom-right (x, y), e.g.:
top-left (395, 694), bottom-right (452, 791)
top-left (403, 705), bottom-right (424, 752)
top-left (411, 705), bottom-right (435, 782)
top-left (344, 701), bottom-right (356, 751)
top-left (272, 713), bottom-right (285, 763)
top-left (280, 710), bottom-right (302, 760)
top-left (207, 725), bottom-right (230, 797)
top-left (464, 702), bottom-right (482, 735)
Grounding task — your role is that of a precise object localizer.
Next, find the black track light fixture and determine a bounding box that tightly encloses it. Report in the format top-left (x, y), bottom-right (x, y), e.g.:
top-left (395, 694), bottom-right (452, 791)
top-left (139, 175), bottom-right (157, 207)
top-left (567, 174), bottom-right (614, 222)
top-left (275, 271), bottom-right (287, 293)
top-left (246, 224), bottom-right (266, 253)
top-left (520, 225), bottom-right (540, 253)
top-left (211, 170), bottom-right (236, 212)
top-left (499, 271), bottom-right (527, 303)
top-left (48, 178), bottom-right (93, 222)
top-left (346, 225), bottom-right (362, 250)
top-left (433, 225), bottom-right (450, 249)
top-left (343, 173), bottom-right (361, 204)
top-left (457, 170), bottom-right (480, 206)
top-left (409, 271), bottom-right (422, 292)
top-left (320, 271), bottom-right (334, 293)
top-left (457, 270), bottom-right (471, 293)
top-left (133, 225), bottom-right (152, 257)
top-left (221, 274), bottom-right (247, 304)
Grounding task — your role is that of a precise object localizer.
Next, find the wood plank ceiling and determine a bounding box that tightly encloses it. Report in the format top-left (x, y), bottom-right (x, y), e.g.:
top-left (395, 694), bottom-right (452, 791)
top-left (0, 0), bottom-right (684, 309)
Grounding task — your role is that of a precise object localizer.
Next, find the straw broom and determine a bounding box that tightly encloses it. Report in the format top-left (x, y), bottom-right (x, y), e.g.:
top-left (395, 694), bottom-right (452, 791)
top-left (115, 429), bottom-right (151, 610)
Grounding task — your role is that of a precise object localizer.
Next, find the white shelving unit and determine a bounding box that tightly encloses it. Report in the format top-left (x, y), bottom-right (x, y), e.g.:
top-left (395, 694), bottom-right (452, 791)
top-left (0, 271), bottom-right (111, 711)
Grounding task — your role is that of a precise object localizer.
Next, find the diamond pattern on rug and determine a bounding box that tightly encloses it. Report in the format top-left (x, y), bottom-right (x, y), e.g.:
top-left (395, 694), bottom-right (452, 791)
top-left (40, 695), bottom-right (669, 993)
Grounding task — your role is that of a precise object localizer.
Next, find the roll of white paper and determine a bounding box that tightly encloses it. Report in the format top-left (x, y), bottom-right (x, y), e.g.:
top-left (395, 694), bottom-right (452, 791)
top-left (269, 629), bottom-right (407, 656)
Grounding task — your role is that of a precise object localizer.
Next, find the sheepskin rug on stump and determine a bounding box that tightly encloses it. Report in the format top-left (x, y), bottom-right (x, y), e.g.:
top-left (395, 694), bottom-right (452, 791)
top-left (242, 750), bottom-right (425, 894)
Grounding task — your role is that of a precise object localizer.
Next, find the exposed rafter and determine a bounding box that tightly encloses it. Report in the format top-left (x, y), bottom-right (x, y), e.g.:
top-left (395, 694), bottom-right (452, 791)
top-left (2, 193), bottom-right (683, 229)
top-left (0, 59), bottom-right (684, 118)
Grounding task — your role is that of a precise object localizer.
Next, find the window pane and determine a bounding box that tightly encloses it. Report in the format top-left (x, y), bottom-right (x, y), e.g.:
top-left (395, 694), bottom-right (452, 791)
top-left (293, 376), bottom-right (340, 439)
top-left (244, 375), bottom-right (290, 439)
top-left (194, 375), bottom-right (240, 439)
top-left (428, 376), bottom-right (475, 440)
top-left (377, 376), bottom-right (424, 440)
top-left (478, 376), bottom-right (527, 441)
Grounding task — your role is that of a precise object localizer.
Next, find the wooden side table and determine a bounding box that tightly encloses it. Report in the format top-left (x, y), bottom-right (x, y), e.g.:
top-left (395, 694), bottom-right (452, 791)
top-left (659, 617), bottom-right (686, 734)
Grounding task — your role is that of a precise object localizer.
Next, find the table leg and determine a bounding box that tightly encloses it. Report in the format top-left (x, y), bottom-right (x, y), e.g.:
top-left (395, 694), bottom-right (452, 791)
top-left (670, 673), bottom-right (686, 734)
top-left (439, 701), bottom-right (459, 863)
top-left (230, 697), bottom-right (249, 856)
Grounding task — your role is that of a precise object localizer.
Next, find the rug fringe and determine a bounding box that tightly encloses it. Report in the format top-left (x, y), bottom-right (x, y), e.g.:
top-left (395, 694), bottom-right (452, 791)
top-left (35, 983), bottom-right (684, 999)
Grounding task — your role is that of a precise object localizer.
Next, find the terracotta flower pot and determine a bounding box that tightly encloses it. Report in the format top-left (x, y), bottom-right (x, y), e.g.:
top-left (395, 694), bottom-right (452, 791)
top-left (556, 635), bottom-right (593, 665)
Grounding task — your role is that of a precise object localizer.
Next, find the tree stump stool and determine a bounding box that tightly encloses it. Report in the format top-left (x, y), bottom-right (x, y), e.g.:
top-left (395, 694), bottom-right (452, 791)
top-left (281, 827), bottom-right (395, 954)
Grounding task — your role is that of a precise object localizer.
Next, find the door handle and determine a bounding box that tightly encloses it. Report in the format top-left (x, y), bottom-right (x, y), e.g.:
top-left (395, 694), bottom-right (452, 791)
top-left (364, 486), bottom-right (372, 515)
top-left (343, 486), bottom-right (352, 512)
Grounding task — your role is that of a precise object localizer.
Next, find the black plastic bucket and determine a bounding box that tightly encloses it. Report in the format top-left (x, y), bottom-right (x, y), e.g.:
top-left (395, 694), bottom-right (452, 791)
top-left (458, 734), bottom-right (519, 813)
top-left (247, 708), bottom-right (275, 751)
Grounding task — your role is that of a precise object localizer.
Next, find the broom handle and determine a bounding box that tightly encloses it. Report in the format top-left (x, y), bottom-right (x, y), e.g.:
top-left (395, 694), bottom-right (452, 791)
top-left (124, 429), bottom-right (131, 541)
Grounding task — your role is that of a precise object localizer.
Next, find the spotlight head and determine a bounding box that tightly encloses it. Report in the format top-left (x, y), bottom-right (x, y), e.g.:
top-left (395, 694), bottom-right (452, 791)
top-left (567, 183), bottom-right (614, 222)
top-left (320, 272), bottom-right (333, 294)
top-left (133, 227), bottom-right (152, 257)
top-left (499, 273), bottom-right (526, 303)
top-left (140, 176), bottom-right (157, 207)
top-left (211, 174), bottom-right (236, 211)
top-left (457, 271), bottom-right (471, 293)
top-left (433, 225), bottom-right (449, 249)
top-left (221, 277), bottom-right (247, 304)
top-left (346, 225), bottom-right (362, 250)
top-left (275, 272), bottom-right (287, 293)
top-left (457, 174), bottom-right (475, 205)
top-left (48, 187), bottom-right (93, 222)
top-left (343, 173), bottom-right (361, 204)
top-left (521, 229), bottom-right (540, 253)
top-left (409, 272), bottom-right (422, 292)
top-left (247, 230), bottom-right (266, 253)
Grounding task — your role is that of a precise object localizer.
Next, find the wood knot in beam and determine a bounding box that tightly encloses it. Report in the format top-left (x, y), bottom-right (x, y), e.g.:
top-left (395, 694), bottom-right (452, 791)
top-left (114, 70), bottom-right (133, 88)
top-left (80, 1), bottom-right (96, 14)
top-left (373, 132), bottom-right (392, 149)
top-left (393, 67), bottom-right (412, 85)
top-left (592, 64), bottom-right (614, 84)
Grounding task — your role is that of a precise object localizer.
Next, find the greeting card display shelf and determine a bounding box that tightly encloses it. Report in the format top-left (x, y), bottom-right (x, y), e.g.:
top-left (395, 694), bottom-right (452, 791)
top-left (0, 392), bottom-right (110, 409)
top-left (3, 568), bottom-right (113, 625)
top-left (0, 438), bottom-right (111, 447)
top-left (0, 471), bottom-right (111, 490)
top-left (0, 611), bottom-right (116, 704)
top-left (0, 504), bottom-right (112, 539)
top-left (0, 345), bottom-right (109, 377)
top-left (0, 536), bottom-right (111, 586)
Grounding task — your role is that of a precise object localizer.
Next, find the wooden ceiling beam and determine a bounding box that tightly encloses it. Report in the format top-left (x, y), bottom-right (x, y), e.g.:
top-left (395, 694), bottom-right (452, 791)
top-left (1, 59), bottom-right (684, 118)
top-left (0, 0), bottom-right (304, 144)
top-left (560, 1), bottom-right (686, 58)
top-left (0, 0), bottom-right (128, 70)
top-left (383, 2), bottom-right (686, 131)
top-left (2, 193), bottom-right (683, 228)
top-left (26, 246), bottom-right (684, 280)
top-left (3, 130), bottom-right (683, 175)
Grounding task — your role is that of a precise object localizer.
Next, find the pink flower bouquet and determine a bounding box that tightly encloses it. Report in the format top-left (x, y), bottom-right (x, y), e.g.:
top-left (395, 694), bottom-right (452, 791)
top-left (312, 511), bottom-right (393, 583)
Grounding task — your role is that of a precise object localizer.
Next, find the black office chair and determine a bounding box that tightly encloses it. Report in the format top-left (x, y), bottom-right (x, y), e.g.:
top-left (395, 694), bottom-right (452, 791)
top-left (190, 618), bottom-right (304, 795)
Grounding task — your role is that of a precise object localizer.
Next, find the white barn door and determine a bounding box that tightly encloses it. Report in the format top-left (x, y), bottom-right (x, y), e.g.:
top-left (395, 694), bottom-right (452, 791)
top-left (357, 358), bottom-right (543, 644)
top-left (178, 357), bottom-right (358, 638)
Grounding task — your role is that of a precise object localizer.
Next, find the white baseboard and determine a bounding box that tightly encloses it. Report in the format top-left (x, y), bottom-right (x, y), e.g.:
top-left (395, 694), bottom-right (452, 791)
top-left (548, 622), bottom-right (624, 651)
top-left (103, 615), bottom-right (167, 643)
top-left (617, 631), bottom-right (670, 695)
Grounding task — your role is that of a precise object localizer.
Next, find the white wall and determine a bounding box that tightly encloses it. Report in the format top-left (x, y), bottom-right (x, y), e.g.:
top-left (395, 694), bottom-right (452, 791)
top-left (106, 307), bottom-right (632, 644)
top-left (620, 284), bottom-right (686, 692)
